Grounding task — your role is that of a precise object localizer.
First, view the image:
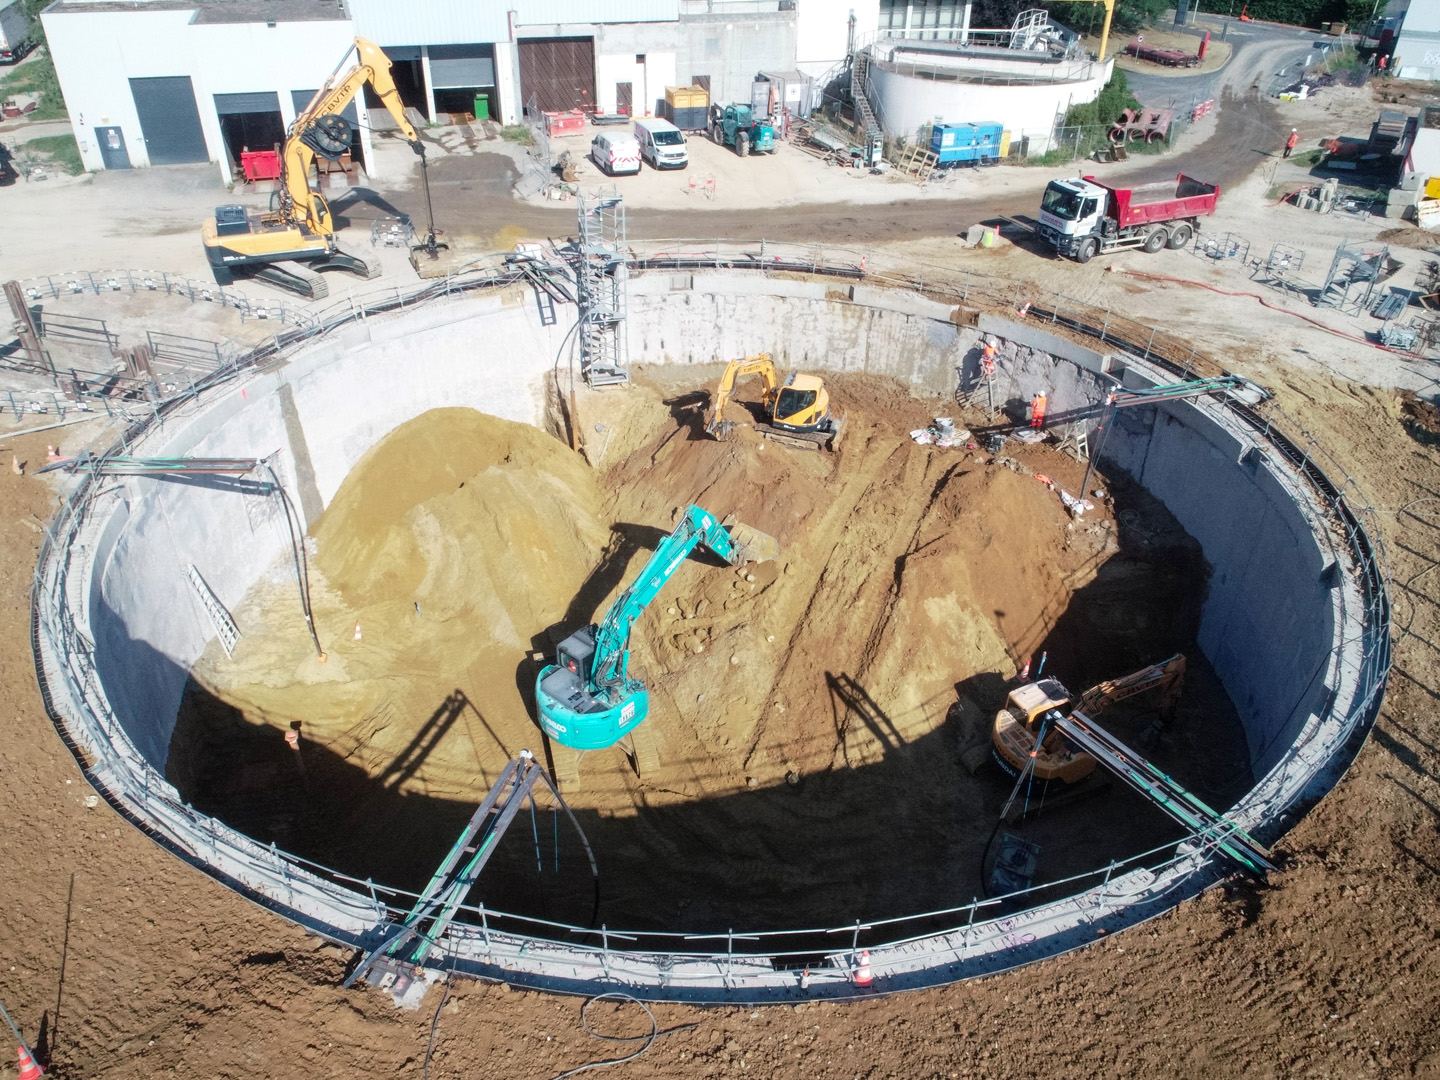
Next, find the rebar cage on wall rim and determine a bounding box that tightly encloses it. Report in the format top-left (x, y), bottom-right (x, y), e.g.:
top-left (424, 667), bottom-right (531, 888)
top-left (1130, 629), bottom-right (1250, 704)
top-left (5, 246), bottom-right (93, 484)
top-left (25, 245), bottom-right (1390, 1002)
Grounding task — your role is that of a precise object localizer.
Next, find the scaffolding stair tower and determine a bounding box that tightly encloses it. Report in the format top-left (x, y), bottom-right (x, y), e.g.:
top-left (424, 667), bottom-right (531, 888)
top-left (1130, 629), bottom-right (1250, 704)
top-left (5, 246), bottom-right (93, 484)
top-left (849, 48), bottom-right (884, 168)
top-left (573, 190), bottom-right (631, 388)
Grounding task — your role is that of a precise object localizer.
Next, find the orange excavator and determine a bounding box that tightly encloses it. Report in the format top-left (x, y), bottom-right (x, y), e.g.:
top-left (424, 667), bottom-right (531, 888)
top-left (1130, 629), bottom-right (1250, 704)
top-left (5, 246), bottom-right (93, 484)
top-left (201, 37), bottom-right (444, 298)
top-left (991, 654), bottom-right (1187, 784)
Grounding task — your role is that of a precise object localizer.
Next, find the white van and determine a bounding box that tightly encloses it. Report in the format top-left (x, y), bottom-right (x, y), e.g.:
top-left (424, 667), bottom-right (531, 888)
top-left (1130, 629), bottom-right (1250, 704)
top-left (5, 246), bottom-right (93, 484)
top-left (590, 131), bottom-right (641, 176)
top-left (634, 117), bottom-right (689, 170)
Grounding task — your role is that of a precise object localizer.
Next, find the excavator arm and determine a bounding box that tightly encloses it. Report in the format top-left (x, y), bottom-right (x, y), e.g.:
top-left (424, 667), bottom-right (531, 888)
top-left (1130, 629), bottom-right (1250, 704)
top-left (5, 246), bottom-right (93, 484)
top-left (706, 354), bottom-right (779, 437)
top-left (590, 505), bottom-right (777, 692)
top-left (1074, 653), bottom-right (1186, 717)
top-left (280, 36), bottom-right (423, 239)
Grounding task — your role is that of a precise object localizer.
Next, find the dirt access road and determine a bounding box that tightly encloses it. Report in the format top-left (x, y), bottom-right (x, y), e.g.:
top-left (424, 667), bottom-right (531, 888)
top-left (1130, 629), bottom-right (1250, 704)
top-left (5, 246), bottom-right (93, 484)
top-left (368, 20), bottom-right (1309, 248)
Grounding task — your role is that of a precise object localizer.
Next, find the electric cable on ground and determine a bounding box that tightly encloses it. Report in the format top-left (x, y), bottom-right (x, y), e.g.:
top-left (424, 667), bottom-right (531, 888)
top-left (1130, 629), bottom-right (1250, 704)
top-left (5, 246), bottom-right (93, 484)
top-left (547, 993), bottom-right (699, 1080)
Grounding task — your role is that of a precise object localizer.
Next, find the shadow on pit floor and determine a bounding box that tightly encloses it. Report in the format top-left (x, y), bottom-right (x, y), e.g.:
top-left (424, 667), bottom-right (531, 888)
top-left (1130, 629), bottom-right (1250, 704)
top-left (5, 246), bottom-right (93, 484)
top-left (157, 467), bottom-right (1253, 938)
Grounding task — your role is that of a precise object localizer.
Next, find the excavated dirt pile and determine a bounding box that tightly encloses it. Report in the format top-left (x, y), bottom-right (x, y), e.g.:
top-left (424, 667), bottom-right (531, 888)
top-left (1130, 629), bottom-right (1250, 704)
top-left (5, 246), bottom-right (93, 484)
top-left (170, 373), bottom-right (1248, 933)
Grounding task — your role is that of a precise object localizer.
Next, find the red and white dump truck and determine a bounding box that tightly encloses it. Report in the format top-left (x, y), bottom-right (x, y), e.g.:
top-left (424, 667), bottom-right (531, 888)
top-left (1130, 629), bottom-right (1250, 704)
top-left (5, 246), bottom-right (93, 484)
top-left (1036, 173), bottom-right (1220, 262)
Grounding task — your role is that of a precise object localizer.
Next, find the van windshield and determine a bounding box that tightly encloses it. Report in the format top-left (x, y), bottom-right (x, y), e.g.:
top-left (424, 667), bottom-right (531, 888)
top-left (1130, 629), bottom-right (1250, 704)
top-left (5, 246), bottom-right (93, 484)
top-left (1041, 183), bottom-right (1084, 221)
top-left (653, 130), bottom-right (685, 145)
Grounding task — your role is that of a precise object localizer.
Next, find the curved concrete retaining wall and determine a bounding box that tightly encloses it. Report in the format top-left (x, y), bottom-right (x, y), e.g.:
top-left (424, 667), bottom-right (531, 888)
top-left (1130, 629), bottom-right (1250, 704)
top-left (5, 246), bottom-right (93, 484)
top-left (33, 268), bottom-right (1385, 1003)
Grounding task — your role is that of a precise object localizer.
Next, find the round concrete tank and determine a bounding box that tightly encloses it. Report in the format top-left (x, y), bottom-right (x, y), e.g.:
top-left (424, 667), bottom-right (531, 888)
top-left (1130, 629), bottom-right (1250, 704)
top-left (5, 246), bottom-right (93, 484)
top-left (32, 256), bottom-right (1388, 1002)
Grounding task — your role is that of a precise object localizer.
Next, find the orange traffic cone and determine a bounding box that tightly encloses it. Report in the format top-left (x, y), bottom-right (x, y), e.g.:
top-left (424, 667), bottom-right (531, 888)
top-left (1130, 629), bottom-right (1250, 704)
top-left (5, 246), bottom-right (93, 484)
top-left (16, 1045), bottom-right (43, 1080)
top-left (854, 949), bottom-right (873, 986)
top-left (353, 621), bottom-right (362, 641)
top-left (1019, 660), bottom-right (1031, 680)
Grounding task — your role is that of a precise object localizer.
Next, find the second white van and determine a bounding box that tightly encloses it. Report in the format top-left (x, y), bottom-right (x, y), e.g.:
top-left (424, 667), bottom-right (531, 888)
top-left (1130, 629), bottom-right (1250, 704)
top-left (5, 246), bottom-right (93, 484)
top-left (590, 131), bottom-right (641, 176)
top-left (634, 117), bottom-right (689, 170)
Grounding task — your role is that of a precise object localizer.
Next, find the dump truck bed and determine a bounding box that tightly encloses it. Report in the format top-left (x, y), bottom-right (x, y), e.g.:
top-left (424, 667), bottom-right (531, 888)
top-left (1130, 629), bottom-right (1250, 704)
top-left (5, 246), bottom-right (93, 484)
top-left (1097, 173), bottom-right (1219, 228)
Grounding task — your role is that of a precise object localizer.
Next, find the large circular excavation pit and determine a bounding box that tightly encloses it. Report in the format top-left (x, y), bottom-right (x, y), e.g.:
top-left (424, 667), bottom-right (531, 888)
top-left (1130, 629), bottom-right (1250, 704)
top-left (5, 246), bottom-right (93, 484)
top-left (169, 385), bottom-right (1252, 934)
top-left (38, 269), bottom-right (1382, 1002)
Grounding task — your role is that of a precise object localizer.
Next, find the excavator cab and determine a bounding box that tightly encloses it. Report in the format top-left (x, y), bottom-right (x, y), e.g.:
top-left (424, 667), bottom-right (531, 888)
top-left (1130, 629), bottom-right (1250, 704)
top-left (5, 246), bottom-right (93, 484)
top-left (706, 356), bottom-right (844, 450)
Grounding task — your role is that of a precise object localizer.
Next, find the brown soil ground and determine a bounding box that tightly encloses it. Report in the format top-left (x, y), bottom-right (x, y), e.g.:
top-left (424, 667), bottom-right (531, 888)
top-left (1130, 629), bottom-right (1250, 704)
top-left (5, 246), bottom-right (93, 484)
top-left (3, 73), bottom-right (1440, 1080)
top-left (167, 373), bottom-right (1243, 937)
top-left (4, 347), bottom-right (1440, 1080)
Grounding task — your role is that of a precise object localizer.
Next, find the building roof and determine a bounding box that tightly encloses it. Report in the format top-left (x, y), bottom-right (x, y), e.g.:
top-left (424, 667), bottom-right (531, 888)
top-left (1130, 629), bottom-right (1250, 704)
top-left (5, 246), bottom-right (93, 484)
top-left (45, 0), bottom-right (348, 23)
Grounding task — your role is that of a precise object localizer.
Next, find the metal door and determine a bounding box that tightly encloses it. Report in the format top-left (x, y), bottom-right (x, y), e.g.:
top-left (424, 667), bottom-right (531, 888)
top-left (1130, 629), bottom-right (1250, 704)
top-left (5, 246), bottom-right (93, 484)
top-left (517, 37), bottom-right (595, 113)
top-left (94, 126), bottom-right (131, 170)
top-left (616, 82), bottom-right (632, 115)
top-left (128, 76), bottom-right (208, 164)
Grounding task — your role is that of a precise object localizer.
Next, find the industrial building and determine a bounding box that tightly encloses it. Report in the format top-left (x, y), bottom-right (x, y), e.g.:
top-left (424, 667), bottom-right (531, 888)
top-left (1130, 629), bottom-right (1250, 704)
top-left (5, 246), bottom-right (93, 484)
top-left (43, 0), bottom-right (803, 178)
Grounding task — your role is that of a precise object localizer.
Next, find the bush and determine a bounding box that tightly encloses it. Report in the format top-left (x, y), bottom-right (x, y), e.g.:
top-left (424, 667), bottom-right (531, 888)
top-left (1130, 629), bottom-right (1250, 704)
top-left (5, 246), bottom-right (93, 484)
top-left (0, 49), bottom-right (69, 121)
top-left (1062, 69), bottom-right (1141, 129)
top-left (501, 124), bottom-right (535, 145)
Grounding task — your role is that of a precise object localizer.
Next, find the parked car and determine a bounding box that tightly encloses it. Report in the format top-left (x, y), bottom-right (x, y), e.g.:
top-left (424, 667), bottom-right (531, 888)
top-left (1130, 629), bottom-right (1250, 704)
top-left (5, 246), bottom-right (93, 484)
top-left (634, 117), bottom-right (688, 170)
top-left (590, 131), bottom-right (641, 176)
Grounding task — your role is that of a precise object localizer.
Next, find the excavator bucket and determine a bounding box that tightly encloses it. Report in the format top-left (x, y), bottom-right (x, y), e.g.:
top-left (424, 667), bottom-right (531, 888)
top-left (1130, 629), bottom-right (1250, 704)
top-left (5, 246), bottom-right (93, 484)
top-left (722, 515), bottom-right (780, 563)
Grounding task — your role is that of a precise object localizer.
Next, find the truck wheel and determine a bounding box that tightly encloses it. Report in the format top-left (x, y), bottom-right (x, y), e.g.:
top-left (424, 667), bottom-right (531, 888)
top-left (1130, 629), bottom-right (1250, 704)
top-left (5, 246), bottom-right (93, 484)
top-left (1143, 227), bottom-right (1169, 254)
top-left (1076, 238), bottom-right (1098, 264)
top-left (710, 122), bottom-right (721, 144)
top-left (736, 131), bottom-right (750, 157)
top-left (1166, 223), bottom-right (1193, 249)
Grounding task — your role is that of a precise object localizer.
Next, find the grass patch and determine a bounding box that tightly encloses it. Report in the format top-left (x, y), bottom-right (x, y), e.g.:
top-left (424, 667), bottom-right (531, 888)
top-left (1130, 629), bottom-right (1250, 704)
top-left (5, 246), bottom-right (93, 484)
top-left (22, 133), bottom-right (83, 174)
top-left (501, 124), bottom-right (535, 145)
top-left (0, 49), bottom-right (69, 121)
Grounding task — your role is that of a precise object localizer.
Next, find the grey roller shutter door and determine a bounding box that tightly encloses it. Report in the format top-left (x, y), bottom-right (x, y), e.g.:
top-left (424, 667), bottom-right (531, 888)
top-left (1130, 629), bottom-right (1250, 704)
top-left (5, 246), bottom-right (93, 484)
top-left (429, 45), bottom-right (494, 88)
top-left (128, 76), bottom-right (209, 165)
top-left (291, 90), bottom-right (359, 123)
top-left (214, 91), bottom-right (281, 115)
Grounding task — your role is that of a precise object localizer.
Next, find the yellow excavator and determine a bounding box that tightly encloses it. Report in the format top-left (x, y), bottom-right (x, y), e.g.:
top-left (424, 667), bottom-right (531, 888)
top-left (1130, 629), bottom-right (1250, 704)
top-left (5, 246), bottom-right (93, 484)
top-left (201, 37), bottom-right (445, 299)
top-left (991, 654), bottom-right (1187, 784)
top-left (704, 354), bottom-right (844, 451)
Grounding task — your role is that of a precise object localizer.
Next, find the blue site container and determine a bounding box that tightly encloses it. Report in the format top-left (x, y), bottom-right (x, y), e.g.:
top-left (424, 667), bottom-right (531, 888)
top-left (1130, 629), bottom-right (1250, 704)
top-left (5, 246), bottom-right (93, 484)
top-left (930, 121), bottom-right (1004, 166)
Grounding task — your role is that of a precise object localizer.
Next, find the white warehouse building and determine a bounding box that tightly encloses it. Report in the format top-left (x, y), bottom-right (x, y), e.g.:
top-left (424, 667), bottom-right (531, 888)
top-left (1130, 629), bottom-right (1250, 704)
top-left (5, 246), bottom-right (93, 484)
top-left (43, 0), bottom-right (805, 179)
top-left (42, 0), bottom-right (1111, 177)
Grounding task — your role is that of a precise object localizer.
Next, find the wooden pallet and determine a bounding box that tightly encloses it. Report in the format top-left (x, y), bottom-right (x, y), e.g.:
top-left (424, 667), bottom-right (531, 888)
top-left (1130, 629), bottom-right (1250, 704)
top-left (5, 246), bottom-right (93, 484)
top-left (893, 143), bottom-right (938, 183)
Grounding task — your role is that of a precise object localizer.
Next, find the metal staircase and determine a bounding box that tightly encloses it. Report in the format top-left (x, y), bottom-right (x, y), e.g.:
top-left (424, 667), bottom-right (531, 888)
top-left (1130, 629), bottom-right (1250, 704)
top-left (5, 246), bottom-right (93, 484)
top-left (849, 48), bottom-right (883, 168)
top-left (573, 190), bottom-right (631, 388)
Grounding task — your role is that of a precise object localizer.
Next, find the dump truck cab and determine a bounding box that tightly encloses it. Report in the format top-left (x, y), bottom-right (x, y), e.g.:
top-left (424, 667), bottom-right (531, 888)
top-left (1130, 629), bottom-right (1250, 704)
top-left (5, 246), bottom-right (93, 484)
top-left (1037, 178), bottom-right (1109, 258)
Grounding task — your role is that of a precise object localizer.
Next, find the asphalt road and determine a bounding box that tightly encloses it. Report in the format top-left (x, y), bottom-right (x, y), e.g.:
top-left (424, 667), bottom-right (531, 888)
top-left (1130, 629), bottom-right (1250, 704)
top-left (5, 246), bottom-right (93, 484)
top-left (344, 18), bottom-right (1319, 248)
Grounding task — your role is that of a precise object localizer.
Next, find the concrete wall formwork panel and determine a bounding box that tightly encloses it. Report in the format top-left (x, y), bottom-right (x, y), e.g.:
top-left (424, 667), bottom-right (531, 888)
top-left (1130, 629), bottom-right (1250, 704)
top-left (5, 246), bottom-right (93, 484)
top-left (39, 270), bottom-right (1381, 1003)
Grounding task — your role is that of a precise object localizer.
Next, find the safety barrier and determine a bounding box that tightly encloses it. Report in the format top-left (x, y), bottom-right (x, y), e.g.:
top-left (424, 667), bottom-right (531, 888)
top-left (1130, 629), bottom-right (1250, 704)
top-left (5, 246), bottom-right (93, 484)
top-left (28, 242), bottom-right (1389, 1002)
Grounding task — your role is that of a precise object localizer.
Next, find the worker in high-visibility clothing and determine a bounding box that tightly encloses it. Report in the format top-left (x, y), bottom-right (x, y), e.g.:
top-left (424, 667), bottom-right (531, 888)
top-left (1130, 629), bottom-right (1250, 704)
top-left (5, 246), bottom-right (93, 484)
top-left (980, 338), bottom-right (997, 380)
top-left (1030, 392), bottom-right (1047, 429)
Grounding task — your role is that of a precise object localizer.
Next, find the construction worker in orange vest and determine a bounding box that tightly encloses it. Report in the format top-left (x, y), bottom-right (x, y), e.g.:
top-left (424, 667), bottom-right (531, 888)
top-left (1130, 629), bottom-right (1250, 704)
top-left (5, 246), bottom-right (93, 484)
top-left (1283, 129), bottom-right (1299, 158)
top-left (980, 338), bottom-right (997, 380)
top-left (1030, 392), bottom-right (1047, 429)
